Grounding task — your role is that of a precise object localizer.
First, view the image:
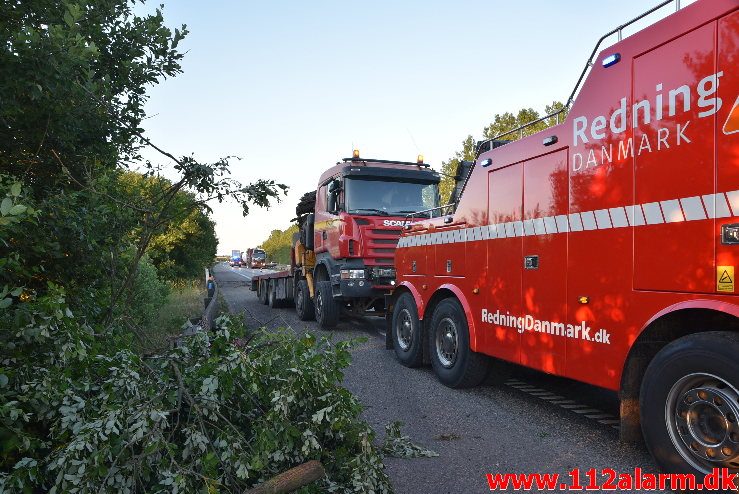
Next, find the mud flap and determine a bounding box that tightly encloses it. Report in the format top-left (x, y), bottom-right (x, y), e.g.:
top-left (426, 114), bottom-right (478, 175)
top-left (384, 294), bottom-right (394, 350)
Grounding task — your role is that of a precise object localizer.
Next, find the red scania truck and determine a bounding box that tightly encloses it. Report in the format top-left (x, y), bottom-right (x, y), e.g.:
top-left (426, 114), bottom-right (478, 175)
top-left (252, 152), bottom-right (440, 328)
top-left (388, 0), bottom-right (739, 480)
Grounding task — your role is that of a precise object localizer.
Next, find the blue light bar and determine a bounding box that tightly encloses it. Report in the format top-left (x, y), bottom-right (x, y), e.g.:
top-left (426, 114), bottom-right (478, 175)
top-left (602, 53), bottom-right (621, 68)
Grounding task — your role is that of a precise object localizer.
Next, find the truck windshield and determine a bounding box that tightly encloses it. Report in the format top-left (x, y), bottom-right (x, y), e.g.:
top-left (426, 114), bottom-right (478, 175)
top-left (253, 251), bottom-right (266, 260)
top-left (344, 178), bottom-right (439, 217)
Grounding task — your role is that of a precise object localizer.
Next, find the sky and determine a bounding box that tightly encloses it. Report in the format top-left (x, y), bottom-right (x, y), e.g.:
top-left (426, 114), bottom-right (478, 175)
top-left (138, 0), bottom-right (697, 255)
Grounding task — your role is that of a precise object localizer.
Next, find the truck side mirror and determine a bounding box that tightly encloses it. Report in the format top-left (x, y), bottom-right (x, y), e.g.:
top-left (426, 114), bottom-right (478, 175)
top-left (328, 180), bottom-right (342, 193)
top-left (328, 191), bottom-right (339, 214)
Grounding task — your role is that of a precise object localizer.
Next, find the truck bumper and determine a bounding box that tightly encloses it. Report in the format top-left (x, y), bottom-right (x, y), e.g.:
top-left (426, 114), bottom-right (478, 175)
top-left (338, 279), bottom-right (393, 299)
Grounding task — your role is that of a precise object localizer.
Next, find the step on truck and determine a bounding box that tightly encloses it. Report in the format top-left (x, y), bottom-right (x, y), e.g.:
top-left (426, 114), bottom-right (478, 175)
top-left (388, 0), bottom-right (739, 481)
top-left (251, 151), bottom-right (441, 328)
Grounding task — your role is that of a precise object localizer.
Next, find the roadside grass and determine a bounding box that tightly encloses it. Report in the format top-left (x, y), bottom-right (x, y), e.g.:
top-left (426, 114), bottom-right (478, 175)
top-left (135, 278), bottom-right (205, 354)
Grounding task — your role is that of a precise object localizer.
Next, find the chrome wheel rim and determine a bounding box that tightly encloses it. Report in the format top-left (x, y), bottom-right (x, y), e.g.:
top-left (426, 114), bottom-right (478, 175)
top-left (315, 290), bottom-right (323, 320)
top-left (666, 372), bottom-right (739, 473)
top-left (395, 308), bottom-right (413, 351)
top-left (435, 317), bottom-right (458, 368)
top-left (296, 285), bottom-right (304, 314)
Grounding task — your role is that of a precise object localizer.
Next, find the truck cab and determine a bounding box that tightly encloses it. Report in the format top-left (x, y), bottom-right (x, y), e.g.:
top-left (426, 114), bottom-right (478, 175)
top-left (250, 248), bottom-right (267, 268)
top-left (252, 151), bottom-right (441, 329)
top-left (310, 154), bottom-right (440, 314)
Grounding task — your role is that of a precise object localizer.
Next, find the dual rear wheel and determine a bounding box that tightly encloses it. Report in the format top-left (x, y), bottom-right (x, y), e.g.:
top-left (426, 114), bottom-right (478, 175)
top-left (392, 293), bottom-right (739, 480)
top-left (392, 294), bottom-right (491, 388)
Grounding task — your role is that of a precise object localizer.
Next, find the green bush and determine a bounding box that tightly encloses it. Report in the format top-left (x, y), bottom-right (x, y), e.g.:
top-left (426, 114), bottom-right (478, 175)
top-left (1, 308), bottom-right (391, 493)
top-left (125, 254), bottom-right (170, 330)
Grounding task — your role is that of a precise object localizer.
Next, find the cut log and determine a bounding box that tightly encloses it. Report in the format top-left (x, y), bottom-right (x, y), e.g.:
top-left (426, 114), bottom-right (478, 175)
top-left (244, 460), bottom-right (325, 494)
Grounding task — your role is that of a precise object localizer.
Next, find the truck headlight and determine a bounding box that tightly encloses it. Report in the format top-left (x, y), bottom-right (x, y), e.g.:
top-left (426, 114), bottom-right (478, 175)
top-left (340, 269), bottom-right (365, 280)
top-left (374, 267), bottom-right (396, 278)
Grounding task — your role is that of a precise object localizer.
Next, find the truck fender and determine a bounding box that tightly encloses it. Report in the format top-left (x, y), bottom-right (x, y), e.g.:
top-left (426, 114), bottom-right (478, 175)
top-left (640, 298), bottom-right (739, 333)
top-left (618, 299), bottom-right (739, 443)
top-left (432, 284), bottom-right (480, 352)
top-left (396, 281), bottom-right (425, 319)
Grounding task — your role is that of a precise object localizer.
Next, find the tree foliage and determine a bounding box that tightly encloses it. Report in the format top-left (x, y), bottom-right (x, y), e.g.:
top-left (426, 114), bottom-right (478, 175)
top-left (439, 101), bottom-right (568, 203)
top-left (259, 225), bottom-right (299, 265)
top-left (0, 1), bottom-right (399, 492)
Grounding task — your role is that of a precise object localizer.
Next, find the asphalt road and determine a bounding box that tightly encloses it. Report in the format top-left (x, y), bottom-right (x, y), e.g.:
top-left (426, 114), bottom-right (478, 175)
top-left (214, 263), bottom-right (665, 493)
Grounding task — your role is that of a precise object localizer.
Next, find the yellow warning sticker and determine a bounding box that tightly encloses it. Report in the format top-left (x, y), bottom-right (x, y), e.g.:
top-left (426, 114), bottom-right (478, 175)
top-left (717, 266), bottom-right (734, 293)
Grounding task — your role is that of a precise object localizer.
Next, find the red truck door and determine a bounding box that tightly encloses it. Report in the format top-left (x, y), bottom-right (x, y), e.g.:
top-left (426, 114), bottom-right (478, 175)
top-left (716, 10), bottom-right (739, 285)
top-left (633, 22), bottom-right (717, 293)
top-left (483, 163), bottom-right (523, 363)
top-left (521, 150), bottom-right (569, 375)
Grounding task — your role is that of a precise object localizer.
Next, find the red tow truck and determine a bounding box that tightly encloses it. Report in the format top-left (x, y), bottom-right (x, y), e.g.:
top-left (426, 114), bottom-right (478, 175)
top-left (251, 151), bottom-right (441, 328)
top-left (388, 0), bottom-right (739, 480)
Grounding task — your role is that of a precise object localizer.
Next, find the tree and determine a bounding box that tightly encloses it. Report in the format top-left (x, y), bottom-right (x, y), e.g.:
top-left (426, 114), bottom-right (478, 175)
top-left (260, 224), bottom-right (299, 265)
top-left (0, 2), bottom-right (396, 492)
top-left (439, 135), bottom-right (476, 204)
top-left (438, 101), bottom-right (569, 204)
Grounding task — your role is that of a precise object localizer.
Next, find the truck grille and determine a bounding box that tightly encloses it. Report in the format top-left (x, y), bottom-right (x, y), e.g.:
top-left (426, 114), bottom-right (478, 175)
top-left (362, 227), bottom-right (402, 266)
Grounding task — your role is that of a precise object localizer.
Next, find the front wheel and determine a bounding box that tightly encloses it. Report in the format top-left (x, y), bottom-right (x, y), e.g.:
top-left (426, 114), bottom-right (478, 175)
top-left (295, 279), bottom-right (315, 321)
top-left (315, 280), bottom-right (339, 329)
top-left (429, 298), bottom-right (489, 388)
top-left (640, 332), bottom-right (739, 480)
top-left (391, 292), bottom-right (423, 367)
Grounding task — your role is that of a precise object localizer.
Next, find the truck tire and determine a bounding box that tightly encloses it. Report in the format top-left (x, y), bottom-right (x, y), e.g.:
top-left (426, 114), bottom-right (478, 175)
top-left (640, 331), bottom-right (739, 480)
top-left (315, 280), bottom-right (339, 328)
top-left (391, 292), bottom-right (423, 367)
top-left (295, 279), bottom-right (315, 321)
top-left (258, 279), bottom-right (268, 305)
top-left (429, 298), bottom-right (489, 388)
top-left (268, 279), bottom-right (281, 308)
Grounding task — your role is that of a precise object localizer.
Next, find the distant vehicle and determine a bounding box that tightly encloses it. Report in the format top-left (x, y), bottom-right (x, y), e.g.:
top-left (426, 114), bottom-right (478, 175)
top-left (229, 249), bottom-right (242, 267)
top-left (249, 248), bottom-right (267, 269)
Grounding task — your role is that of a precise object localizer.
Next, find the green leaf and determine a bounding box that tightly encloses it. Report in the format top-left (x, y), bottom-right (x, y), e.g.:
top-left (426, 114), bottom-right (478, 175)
top-left (8, 204), bottom-right (27, 216)
top-left (10, 287), bottom-right (23, 297)
top-left (0, 374), bottom-right (7, 387)
top-left (10, 183), bottom-right (21, 197)
top-left (1, 197), bottom-right (11, 215)
top-left (0, 298), bottom-right (11, 309)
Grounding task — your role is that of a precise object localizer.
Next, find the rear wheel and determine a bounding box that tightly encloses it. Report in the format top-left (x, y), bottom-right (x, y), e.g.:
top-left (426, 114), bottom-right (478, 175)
top-left (295, 279), bottom-right (315, 321)
top-left (392, 292), bottom-right (423, 367)
top-left (315, 280), bottom-right (339, 329)
top-left (641, 332), bottom-right (739, 480)
top-left (268, 279), bottom-right (281, 308)
top-left (258, 279), bottom-right (268, 305)
top-left (429, 298), bottom-right (489, 388)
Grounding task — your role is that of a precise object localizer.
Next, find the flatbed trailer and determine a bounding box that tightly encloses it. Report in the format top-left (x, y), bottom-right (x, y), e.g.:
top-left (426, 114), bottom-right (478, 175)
top-left (250, 269), bottom-right (295, 307)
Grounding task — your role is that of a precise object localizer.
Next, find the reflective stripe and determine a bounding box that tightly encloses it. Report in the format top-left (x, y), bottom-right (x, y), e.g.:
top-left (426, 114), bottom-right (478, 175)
top-left (543, 216), bottom-right (558, 234)
top-left (680, 196), bottom-right (706, 221)
top-left (642, 202), bottom-right (664, 225)
top-left (594, 209), bottom-right (612, 229)
top-left (396, 189), bottom-right (739, 249)
top-left (660, 199), bottom-right (684, 223)
top-left (609, 207), bottom-right (628, 228)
